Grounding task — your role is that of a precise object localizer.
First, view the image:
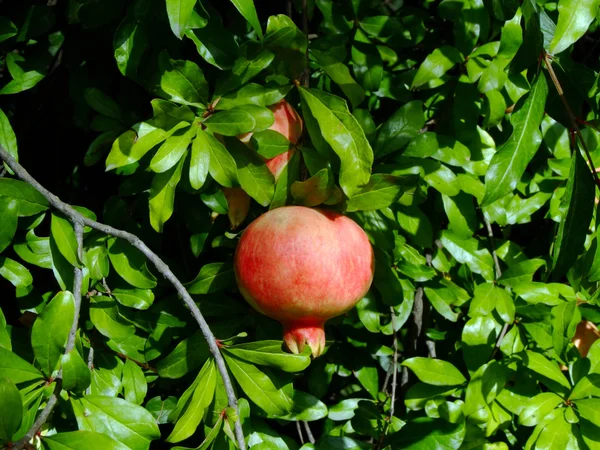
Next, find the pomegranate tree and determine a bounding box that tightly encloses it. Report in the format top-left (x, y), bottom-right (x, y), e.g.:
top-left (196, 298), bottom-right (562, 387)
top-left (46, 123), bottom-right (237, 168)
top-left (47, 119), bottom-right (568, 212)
top-left (233, 206), bottom-right (375, 357)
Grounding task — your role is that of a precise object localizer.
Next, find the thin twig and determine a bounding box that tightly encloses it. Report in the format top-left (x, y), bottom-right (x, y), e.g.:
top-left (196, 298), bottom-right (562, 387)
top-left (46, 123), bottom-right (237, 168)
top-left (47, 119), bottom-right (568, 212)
top-left (65, 222), bottom-right (84, 354)
top-left (389, 308), bottom-right (399, 420)
top-left (543, 52), bottom-right (600, 188)
top-left (300, 0), bottom-right (309, 87)
top-left (85, 346), bottom-right (94, 395)
top-left (296, 421), bottom-right (304, 445)
top-left (302, 421), bottom-right (315, 444)
top-left (400, 287), bottom-right (424, 393)
top-left (0, 145), bottom-right (247, 450)
top-left (0, 167), bottom-right (6, 177)
top-left (485, 218), bottom-right (509, 361)
top-left (484, 217), bottom-right (502, 280)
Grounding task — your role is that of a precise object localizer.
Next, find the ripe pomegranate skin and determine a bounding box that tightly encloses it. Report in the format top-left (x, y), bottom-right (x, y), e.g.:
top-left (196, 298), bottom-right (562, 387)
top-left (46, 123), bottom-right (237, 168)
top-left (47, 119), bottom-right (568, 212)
top-left (233, 206), bottom-right (375, 357)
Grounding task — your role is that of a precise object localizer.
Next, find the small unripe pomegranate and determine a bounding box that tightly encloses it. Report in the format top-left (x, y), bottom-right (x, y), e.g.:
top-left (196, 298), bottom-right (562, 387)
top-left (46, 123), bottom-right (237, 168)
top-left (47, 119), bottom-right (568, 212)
top-left (222, 99), bottom-right (303, 229)
top-left (233, 206), bottom-right (375, 357)
top-left (572, 320), bottom-right (600, 357)
top-left (238, 99), bottom-right (303, 180)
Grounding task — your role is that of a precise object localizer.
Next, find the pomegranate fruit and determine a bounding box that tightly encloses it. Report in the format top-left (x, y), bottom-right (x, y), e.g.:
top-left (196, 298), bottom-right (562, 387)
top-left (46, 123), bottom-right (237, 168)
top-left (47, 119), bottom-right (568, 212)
top-left (238, 98), bottom-right (303, 180)
top-left (233, 206), bottom-right (375, 357)
top-left (572, 320), bottom-right (600, 358)
top-left (222, 99), bottom-right (304, 230)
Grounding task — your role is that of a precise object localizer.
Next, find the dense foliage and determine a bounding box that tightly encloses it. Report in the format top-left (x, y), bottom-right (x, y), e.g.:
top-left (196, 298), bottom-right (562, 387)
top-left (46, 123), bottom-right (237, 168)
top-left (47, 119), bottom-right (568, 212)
top-left (3, 0), bottom-right (600, 448)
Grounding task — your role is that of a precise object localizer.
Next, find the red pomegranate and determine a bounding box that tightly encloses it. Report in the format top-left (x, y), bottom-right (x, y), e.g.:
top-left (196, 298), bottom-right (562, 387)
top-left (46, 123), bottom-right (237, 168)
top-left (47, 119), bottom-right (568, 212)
top-left (233, 206), bottom-right (375, 357)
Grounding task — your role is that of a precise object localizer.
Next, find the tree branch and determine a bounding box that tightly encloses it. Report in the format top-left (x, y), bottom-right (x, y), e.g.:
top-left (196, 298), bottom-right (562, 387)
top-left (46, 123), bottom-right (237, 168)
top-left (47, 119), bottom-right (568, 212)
top-left (0, 145), bottom-right (247, 450)
top-left (543, 52), bottom-right (600, 188)
top-left (13, 216), bottom-right (85, 450)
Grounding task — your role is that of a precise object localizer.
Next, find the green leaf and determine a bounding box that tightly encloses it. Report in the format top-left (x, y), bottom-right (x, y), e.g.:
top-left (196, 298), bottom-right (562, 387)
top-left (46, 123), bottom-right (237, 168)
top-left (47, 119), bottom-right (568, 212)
top-left (157, 331), bottom-right (210, 379)
top-left (355, 365), bottom-right (379, 399)
top-left (552, 148), bottom-right (596, 280)
top-left (468, 283), bottom-right (497, 317)
top-left (204, 110), bottom-right (256, 136)
top-left (0, 17), bottom-right (17, 42)
top-left (190, 132), bottom-right (210, 190)
top-left (112, 287), bottom-right (154, 310)
top-left (251, 129), bottom-right (290, 159)
top-left (215, 82), bottom-right (291, 110)
top-left (107, 238), bottom-right (157, 289)
top-left (166, 0), bottom-right (199, 39)
top-left (311, 49), bottom-right (365, 109)
top-left (84, 88), bottom-right (122, 121)
top-left (0, 197), bottom-right (18, 253)
top-left (85, 242), bottom-right (110, 281)
top-left (224, 341), bottom-right (311, 373)
top-left (497, 259), bottom-right (546, 287)
top-left (401, 357), bottom-right (467, 386)
top-left (299, 87), bottom-right (373, 197)
top-left (158, 54), bottom-right (208, 107)
top-left (385, 417), bottom-right (466, 449)
top-left (61, 349), bottom-right (92, 393)
top-left (186, 262), bottom-right (235, 294)
top-left (149, 126), bottom-right (195, 173)
top-left (519, 392), bottom-right (563, 427)
top-left (0, 377), bottom-right (23, 442)
top-left (549, 0), bottom-right (600, 55)
top-left (149, 149), bottom-right (187, 233)
top-left (375, 101), bottom-right (425, 158)
top-left (0, 256), bottom-right (32, 289)
top-left (226, 137), bottom-right (275, 206)
top-left (440, 231), bottom-right (495, 281)
top-left (146, 396), bottom-right (178, 424)
top-left (0, 107), bottom-right (18, 167)
top-left (411, 46), bottom-right (463, 88)
top-left (114, 9), bottom-right (148, 78)
top-left (264, 14), bottom-right (307, 80)
top-left (277, 390), bottom-right (329, 422)
top-left (172, 414), bottom-right (223, 450)
top-left (122, 359), bottom-right (147, 405)
top-left (482, 73), bottom-right (548, 206)
top-left (42, 430), bottom-right (130, 450)
top-left (50, 213), bottom-right (81, 268)
top-left (0, 71), bottom-right (46, 95)
top-left (105, 119), bottom-right (190, 171)
top-left (167, 359), bottom-right (217, 443)
top-left (233, 104), bottom-right (274, 132)
top-left (0, 347), bottom-right (44, 385)
top-left (346, 174), bottom-right (413, 212)
top-left (89, 296), bottom-right (135, 340)
top-left (195, 129), bottom-right (237, 188)
top-left (230, 0), bottom-right (263, 39)
top-left (575, 399), bottom-right (600, 426)
top-left (522, 351), bottom-right (571, 394)
top-left (291, 168), bottom-right (333, 207)
top-left (31, 291), bottom-right (75, 377)
top-left (0, 178), bottom-right (48, 217)
top-left (223, 353), bottom-right (293, 417)
top-left (71, 395), bottom-right (160, 450)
